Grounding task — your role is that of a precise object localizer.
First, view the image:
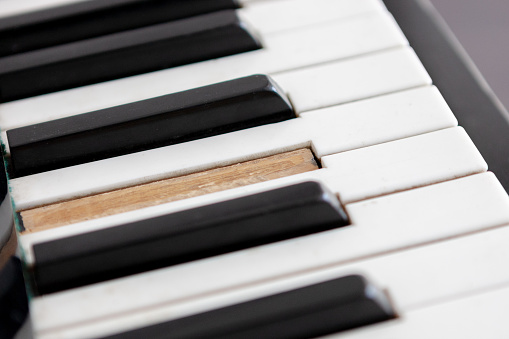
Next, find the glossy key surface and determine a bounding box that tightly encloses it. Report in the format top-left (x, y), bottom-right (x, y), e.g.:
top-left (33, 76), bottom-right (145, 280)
top-left (0, 0), bottom-right (239, 57)
top-left (103, 275), bottom-right (394, 339)
top-left (0, 8), bottom-right (407, 128)
top-left (32, 181), bottom-right (349, 294)
top-left (7, 74), bottom-right (294, 177)
top-left (0, 10), bottom-right (260, 102)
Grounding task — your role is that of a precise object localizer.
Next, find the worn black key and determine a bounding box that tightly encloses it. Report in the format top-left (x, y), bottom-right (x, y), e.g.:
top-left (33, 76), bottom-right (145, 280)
top-left (0, 10), bottom-right (260, 103)
top-left (32, 181), bottom-right (350, 294)
top-left (103, 275), bottom-right (395, 339)
top-left (0, 0), bottom-right (239, 57)
top-left (7, 74), bottom-right (293, 177)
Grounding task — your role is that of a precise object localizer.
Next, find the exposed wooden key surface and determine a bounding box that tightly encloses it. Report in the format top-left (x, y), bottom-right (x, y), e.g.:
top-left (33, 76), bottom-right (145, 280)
top-left (21, 148), bottom-right (318, 233)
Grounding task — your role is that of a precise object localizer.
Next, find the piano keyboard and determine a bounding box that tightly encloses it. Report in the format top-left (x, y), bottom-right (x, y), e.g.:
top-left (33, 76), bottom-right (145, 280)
top-left (1, 0), bottom-right (509, 338)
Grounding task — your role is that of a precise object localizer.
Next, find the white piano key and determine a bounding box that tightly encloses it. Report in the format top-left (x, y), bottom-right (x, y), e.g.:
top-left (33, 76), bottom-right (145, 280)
top-left (9, 85), bottom-right (453, 211)
top-left (348, 224), bottom-right (509, 314)
top-left (239, 0), bottom-right (386, 35)
top-left (0, 9), bottom-right (408, 132)
top-left (272, 47), bottom-right (431, 112)
top-left (323, 126), bottom-right (487, 204)
top-left (327, 284), bottom-right (509, 338)
top-left (0, 0), bottom-right (382, 21)
top-left (0, 0), bottom-right (89, 18)
top-left (28, 173), bottom-right (509, 337)
top-left (304, 83), bottom-right (450, 157)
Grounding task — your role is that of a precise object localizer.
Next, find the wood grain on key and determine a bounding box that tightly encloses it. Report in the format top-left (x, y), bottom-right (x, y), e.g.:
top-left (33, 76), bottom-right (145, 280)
top-left (20, 148), bottom-right (318, 233)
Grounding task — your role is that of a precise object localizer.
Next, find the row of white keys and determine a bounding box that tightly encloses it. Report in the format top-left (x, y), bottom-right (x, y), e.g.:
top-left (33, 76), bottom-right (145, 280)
top-left (10, 82), bottom-right (443, 212)
top-left (82, 222), bottom-right (509, 339)
top-left (0, 0), bottom-right (385, 39)
top-left (29, 172), bottom-right (509, 337)
top-left (239, 0), bottom-right (386, 35)
top-left (5, 0), bottom-right (502, 336)
top-left (0, 0), bottom-right (89, 18)
top-left (19, 124), bottom-right (484, 254)
top-left (0, 0), bottom-right (382, 21)
top-left (0, 6), bottom-right (407, 131)
top-left (1, 44), bottom-right (427, 154)
top-left (4, 3), bottom-right (508, 337)
top-left (359, 286), bottom-right (509, 339)
top-left (333, 286), bottom-right (509, 338)
top-left (272, 47), bottom-right (430, 113)
top-left (322, 126), bottom-right (486, 204)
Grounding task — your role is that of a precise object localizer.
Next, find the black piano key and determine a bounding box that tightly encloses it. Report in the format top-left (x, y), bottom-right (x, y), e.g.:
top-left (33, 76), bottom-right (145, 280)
top-left (0, 10), bottom-right (260, 103)
top-left (32, 181), bottom-right (350, 294)
top-left (7, 74), bottom-right (294, 177)
top-left (0, 0), bottom-right (239, 57)
top-left (102, 275), bottom-right (394, 339)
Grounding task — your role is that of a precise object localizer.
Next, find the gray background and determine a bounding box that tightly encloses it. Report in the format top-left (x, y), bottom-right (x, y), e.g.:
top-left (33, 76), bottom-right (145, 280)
top-left (429, 0), bottom-right (509, 110)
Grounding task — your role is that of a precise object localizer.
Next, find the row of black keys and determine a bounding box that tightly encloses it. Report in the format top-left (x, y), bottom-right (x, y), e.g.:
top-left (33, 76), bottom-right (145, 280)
top-left (3, 1), bottom-right (395, 338)
top-left (0, 0), bottom-right (259, 102)
top-left (13, 179), bottom-right (393, 338)
top-left (28, 181), bottom-right (390, 337)
top-left (0, 0), bottom-right (240, 57)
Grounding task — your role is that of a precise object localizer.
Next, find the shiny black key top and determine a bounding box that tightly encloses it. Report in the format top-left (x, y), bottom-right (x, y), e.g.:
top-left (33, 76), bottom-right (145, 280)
top-left (7, 74), bottom-right (294, 177)
top-left (0, 0), bottom-right (239, 57)
top-left (103, 275), bottom-right (395, 339)
top-left (0, 10), bottom-right (260, 102)
top-left (32, 181), bottom-right (350, 294)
